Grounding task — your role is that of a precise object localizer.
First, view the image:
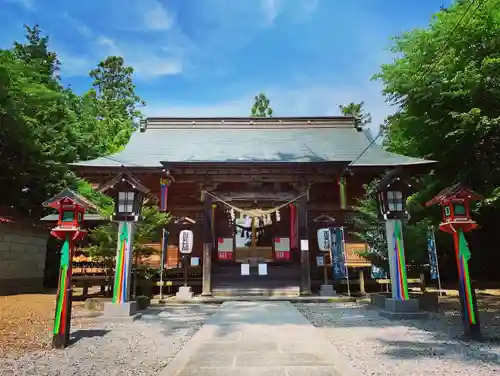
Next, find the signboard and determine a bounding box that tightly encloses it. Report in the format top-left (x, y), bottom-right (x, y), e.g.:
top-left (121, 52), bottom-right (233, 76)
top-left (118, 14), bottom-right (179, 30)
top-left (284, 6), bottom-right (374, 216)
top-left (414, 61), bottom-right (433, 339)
top-left (179, 229), bottom-right (193, 254)
top-left (241, 263), bottom-right (250, 276)
top-left (316, 256), bottom-right (325, 266)
top-left (190, 257), bottom-right (200, 267)
top-left (300, 239), bottom-right (309, 251)
top-left (218, 238), bottom-right (233, 260)
top-left (258, 263), bottom-right (268, 275)
top-left (274, 237), bottom-right (290, 260)
top-left (317, 228), bottom-right (331, 251)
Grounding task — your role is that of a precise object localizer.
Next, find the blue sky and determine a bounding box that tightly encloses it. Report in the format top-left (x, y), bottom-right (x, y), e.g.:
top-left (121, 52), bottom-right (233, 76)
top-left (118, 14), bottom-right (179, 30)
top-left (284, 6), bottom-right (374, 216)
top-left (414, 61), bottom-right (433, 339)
top-left (1, 0), bottom-right (451, 134)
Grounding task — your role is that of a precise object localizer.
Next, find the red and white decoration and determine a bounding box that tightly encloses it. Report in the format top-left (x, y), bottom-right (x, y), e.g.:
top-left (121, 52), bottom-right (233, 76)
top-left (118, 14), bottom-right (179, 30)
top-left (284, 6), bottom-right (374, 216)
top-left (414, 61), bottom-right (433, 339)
top-left (274, 237), bottom-right (291, 260)
top-left (217, 237), bottom-right (233, 260)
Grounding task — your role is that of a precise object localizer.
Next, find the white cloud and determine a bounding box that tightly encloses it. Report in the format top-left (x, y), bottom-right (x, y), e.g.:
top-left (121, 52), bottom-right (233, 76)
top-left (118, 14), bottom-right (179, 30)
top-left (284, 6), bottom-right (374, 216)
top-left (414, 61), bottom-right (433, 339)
top-left (5, 0), bottom-right (34, 10)
top-left (261, 0), bottom-right (283, 25)
top-left (144, 82), bottom-right (392, 136)
top-left (94, 36), bottom-right (182, 79)
top-left (143, 1), bottom-right (173, 30)
top-left (58, 52), bottom-right (95, 77)
top-left (260, 0), bottom-right (319, 26)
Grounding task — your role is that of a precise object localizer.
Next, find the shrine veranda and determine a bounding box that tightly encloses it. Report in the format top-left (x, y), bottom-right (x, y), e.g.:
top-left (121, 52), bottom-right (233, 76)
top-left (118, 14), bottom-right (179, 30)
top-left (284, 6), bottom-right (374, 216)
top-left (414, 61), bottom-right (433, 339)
top-left (69, 116), bottom-right (432, 294)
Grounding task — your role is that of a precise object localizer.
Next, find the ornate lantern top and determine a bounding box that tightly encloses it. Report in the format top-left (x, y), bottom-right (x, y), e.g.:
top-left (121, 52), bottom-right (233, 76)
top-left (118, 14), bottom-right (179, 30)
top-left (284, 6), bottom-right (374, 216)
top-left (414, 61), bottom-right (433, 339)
top-left (374, 168), bottom-right (415, 220)
top-left (97, 171), bottom-right (155, 222)
top-left (426, 184), bottom-right (482, 233)
top-left (43, 188), bottom-right (97, 239)
top-left (42, 188), bottom-right (97, 211)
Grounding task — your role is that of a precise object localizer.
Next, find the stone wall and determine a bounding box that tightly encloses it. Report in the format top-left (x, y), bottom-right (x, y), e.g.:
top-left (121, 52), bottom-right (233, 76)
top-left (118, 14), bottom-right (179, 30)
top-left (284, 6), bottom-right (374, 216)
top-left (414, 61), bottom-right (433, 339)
top-left (0, 224), bottom-right (48, 294)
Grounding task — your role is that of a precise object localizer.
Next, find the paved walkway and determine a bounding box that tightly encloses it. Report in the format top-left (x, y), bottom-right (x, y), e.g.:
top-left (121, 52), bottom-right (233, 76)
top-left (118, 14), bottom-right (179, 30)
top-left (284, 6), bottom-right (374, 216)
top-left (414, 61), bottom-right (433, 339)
top-left (160, 301), bottom-right (354, 376)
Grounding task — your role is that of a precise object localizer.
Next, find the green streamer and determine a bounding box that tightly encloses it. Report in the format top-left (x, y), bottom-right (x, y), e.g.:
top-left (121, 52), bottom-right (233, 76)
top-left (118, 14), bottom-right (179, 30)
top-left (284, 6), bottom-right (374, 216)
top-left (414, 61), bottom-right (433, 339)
top-left (458, 229), bottom-right (476, 324)
top-left (53, 235), bottom-right (69, 334)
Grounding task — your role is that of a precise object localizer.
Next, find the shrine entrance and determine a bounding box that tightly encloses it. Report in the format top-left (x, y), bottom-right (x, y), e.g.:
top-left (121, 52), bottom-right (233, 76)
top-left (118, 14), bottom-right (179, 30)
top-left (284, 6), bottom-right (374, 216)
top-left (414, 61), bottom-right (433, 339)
top-left (234, 212), bottom-right (274, 263)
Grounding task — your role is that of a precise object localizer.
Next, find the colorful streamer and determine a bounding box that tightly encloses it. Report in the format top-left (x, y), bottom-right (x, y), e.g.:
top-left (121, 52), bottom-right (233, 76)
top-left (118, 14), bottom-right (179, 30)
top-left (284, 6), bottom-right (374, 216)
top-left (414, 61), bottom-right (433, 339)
top-left (393, 221), bottom-right (409, 300)
top-left (211, 203), bottom-right (216, 249)
top-left (159, 177), bottom-right (169, 212)
top-left (113, 224), bottom-right (129, 304)
top-left (457, 229), bottom-right (476, 325)
top-left (53, 234), bottom-right (71, 335)
top-left (289, 204), bottom-right (298, 249)
top-left (339, 177), bottom-right (347, 209)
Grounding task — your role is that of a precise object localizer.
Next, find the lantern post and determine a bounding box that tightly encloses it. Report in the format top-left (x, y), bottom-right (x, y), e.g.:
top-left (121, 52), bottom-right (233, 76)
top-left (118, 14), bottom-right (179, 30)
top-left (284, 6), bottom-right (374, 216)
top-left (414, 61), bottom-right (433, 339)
top-left (374, 169), bottom-right (413, 302)
top-left (42, 188), bottom-right (96, 349)
top-left (317, 227), bottom-right (336, 296)
top-left (176, 227), bottom-right (194, 300)
top-left (97, 172), bottom-right (151, 317)
top-left (426, 184), bottom-right (483, 340)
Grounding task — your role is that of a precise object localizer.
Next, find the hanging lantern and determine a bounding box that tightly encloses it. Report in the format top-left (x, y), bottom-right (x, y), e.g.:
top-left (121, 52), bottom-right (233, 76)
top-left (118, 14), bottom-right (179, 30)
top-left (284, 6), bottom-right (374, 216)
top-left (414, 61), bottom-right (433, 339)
top-left (230, 208), bottom-right (235, 221)
top-left (276, 209), bottom-right (281, 222)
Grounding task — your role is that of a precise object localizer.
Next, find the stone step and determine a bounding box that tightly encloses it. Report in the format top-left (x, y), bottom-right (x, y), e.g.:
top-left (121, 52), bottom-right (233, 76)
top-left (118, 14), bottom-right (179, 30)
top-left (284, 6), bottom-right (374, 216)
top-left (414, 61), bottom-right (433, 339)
top-left (212, 286), bottom-right (300, 297)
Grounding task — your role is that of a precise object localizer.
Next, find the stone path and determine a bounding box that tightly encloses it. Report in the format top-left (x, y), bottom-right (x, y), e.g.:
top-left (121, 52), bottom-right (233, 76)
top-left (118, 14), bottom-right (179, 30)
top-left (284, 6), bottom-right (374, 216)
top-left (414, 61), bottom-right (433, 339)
top-left (160, 301), bottom-right (354, 376)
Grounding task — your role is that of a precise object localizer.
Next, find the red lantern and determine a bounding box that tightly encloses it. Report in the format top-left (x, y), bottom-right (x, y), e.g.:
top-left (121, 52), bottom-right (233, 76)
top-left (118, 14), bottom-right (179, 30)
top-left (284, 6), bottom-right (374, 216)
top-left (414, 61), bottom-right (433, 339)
top-left (426, 184), bottom-right (482, 234)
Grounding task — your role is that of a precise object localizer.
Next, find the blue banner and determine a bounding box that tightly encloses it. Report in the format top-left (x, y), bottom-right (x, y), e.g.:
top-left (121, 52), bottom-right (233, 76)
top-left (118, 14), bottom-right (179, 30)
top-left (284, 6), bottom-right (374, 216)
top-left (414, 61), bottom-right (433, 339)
top-left (427, 228), bottom-right (438, 280)
top-left (330, 227), bottom-right (346, 279)
top-left (160, 229), bottom-right (169, 270)
top-left (371, 265), bottom-right (387, 279)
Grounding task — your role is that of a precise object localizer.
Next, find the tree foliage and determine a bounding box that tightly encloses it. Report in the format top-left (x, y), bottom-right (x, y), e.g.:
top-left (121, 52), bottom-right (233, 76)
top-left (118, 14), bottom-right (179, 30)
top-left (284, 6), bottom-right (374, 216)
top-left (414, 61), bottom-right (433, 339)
top-left (374, 0), bottom-right (500, 208)
top-left (0, 24), bottom-right (144, 215)
top-left (350, 180), bottom-right (431, 273)
top-left (339, 101), bottom-right (372, 127)
top-left (82, 206), bottom-right (171, 270)
top-left (369, 0), bottom-right (500, 278)
top-left (250, 93), bottom-right (273, 117)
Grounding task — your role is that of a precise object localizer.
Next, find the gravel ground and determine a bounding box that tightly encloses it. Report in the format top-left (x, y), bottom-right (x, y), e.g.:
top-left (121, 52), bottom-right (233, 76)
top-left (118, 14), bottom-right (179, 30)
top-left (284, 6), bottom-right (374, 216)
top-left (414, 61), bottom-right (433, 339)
top-left (296, 301), bottom-right (500, 376)
top-left (0, 304), bottom-right (219, 376)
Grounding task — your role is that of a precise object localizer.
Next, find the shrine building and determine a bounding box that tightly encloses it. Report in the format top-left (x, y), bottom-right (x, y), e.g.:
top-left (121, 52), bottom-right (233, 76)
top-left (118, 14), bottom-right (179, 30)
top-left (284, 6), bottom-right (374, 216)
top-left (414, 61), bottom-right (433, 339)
top-left (73, 116), bottom-right (431, 295)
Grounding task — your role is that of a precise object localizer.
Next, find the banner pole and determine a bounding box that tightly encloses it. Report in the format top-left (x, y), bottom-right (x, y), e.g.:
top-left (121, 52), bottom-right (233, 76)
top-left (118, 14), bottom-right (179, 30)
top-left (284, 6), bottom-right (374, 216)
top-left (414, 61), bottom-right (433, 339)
top-left (159, 229), bottom-right (167, 300)
top-left (432, 226), bottom-right (443, 298)
top-left (341, 226), bottom-right (351, 297)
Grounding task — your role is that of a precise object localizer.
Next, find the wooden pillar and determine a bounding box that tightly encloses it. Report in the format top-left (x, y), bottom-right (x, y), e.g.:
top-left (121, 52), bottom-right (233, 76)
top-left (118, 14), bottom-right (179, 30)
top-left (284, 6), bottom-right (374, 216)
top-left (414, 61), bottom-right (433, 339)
top-left (298, 195), bottom-right (311, 295)
top-left (202, 193), bottom-right (213, 296)
top-left (359, 269), bottom-right (366, 295)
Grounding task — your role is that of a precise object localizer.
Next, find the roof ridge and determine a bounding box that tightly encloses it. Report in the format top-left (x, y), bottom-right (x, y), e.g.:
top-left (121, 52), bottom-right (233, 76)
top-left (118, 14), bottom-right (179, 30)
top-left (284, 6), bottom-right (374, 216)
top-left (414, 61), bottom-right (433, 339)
top-left (140, 116), bottom-right (358, 132)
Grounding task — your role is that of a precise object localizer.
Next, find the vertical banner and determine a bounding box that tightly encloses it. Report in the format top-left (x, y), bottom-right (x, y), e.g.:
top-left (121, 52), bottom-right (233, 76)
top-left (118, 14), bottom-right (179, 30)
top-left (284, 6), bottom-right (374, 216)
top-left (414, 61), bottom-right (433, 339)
top-left (339, 177), bottom-right (347, 210)
top-left (289, 204), bottom-right (298, 249)
top-left (211, 204), bottom-right (216, 249)
top-left (159, 177), bottom-right (169, 212)
top-left (159, 228), bottom-right (168, 299)
top-left (427, 227), bottom-right (439, 280)
top-left (330, 227), bottom-right (346, 279)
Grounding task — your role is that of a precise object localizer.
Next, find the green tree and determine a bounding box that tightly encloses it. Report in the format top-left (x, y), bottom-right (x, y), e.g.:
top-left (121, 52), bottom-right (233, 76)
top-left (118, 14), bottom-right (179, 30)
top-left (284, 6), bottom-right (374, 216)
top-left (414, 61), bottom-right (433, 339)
top-left (250, 93), bottom-right (273, 117)
top-left (351, 181), bottom-right (430, 273)
top-left (339, 101), bottom-right (372, 127)
top-left (13, 24), bottom-right (61, 85)
top-left (374, 0), bottom-right (500, 207)
top-left (0, 27), bottom-right (145, 216)
top-left (373, 0), bottom-right (500, 278)
top-left (82, 205), bottom-right (170, 270)
top-left (88, 56), bottom-right (145, 153)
